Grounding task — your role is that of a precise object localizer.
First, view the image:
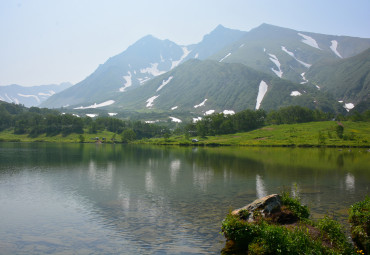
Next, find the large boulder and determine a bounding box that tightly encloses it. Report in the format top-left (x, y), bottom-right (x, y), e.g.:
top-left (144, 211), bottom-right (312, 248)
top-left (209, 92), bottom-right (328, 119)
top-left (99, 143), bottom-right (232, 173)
top-left (232, 194), bottom-right (282, 222)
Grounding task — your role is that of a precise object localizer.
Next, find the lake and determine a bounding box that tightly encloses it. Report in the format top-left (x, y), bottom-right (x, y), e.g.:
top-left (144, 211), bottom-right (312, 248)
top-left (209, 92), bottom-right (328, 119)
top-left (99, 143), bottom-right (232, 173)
top-left (0, 142), bottom-right (369, 254)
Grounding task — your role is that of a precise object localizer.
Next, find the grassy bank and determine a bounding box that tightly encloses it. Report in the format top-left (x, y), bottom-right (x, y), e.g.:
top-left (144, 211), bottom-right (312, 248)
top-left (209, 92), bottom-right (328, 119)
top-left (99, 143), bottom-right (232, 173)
top-left (137, 121), bottom-right (370, 147)
top-left (0, 121), bottom-right (369, 147)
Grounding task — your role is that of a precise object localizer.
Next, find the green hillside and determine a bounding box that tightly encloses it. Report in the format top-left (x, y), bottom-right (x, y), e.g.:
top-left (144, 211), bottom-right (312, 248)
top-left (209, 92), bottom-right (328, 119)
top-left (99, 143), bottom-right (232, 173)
top-left (209, 24), bottom-right (370, 84)
top-left (111, 59), bottom-right (346, 119)
top-left (306, 48), bottom-right (370, 105)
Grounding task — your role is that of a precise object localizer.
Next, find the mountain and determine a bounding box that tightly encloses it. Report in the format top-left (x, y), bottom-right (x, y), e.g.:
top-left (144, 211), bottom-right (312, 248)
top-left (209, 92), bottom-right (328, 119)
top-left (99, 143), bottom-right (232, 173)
top-left (209, 23), bottom-right (370, 84)
top-left (305, 48), bottom-right (370, 109)
top-left (0, 82), bottom-right (72, 107)
top-left (98, 59), bottom-right (345, 122)
top-left (41, 26), bottom-right (246, 108)
top-left (41, 23), bottom-right (370, 116)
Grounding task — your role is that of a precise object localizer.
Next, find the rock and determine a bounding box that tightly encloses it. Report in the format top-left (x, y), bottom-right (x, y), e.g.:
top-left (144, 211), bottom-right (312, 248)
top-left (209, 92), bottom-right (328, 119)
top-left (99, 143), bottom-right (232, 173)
top-left (232, 194), bottom-right (281, 222)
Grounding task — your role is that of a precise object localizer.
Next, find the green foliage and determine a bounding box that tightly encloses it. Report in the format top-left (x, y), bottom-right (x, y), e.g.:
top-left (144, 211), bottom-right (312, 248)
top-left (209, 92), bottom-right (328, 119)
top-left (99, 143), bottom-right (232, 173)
top-left (349, 196), bottom-right (370, 253)
top-left (221, 213), bottom-right (261, 249)
top-left (121, 129), bottom-right (136, 143)
top-left (193, 109), bottom-right (266, 137)
top-left (222, 213), bottom-right (349, 255)
top-left (222, 193), bottom-right (357, 255)
top-left (281, 192), bottom-right (310, 219)
top-left (78, 134), bottom-right (85, 143)
top-left (266, 105), bottom-right (331, 125)
top-left (0, 101), bottom-right (168, 142)
top-left (336, 124), bottom-right (344, 138)
top-left (317, 216), bottom-right (349, 250)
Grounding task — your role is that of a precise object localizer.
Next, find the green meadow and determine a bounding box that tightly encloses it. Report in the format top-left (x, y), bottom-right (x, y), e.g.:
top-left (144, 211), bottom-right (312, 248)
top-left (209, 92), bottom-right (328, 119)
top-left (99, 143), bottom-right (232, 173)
top-left (137, 121), bottom-right (370, 147)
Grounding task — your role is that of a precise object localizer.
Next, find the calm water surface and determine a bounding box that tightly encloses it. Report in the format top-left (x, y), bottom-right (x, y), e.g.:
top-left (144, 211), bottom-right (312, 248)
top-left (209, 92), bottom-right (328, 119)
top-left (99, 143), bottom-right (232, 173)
top-left (0, 143), bottom-right (369, 254)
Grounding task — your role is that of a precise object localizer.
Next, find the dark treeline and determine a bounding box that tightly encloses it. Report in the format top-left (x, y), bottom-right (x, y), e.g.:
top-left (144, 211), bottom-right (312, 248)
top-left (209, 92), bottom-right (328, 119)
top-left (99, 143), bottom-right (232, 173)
top-left (1, 102), bottom-right (369, 141)
top-left (179, 106), bottom-right (331, 138)
top-left (0, 102), bottom-right (168, 140)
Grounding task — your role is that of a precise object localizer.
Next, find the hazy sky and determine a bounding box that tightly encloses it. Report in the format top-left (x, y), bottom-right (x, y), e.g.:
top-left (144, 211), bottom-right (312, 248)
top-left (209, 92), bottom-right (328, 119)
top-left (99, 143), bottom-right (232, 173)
top-left (1, 0), bottom-right (369, 86)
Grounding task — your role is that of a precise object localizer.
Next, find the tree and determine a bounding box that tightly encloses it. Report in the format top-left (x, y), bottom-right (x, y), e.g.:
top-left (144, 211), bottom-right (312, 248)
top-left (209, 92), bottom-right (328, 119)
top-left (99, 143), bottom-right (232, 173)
top-left (336, 123), bottom-right (344, 139)
top-left (121, 129), bottom-right (136, 143)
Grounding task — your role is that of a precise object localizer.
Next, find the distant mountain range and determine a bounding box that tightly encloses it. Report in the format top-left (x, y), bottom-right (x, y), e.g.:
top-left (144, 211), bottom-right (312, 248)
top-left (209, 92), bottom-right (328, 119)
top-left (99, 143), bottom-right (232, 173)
top-left (2, 23), bottom-right (369, 121)
top-left (0, 82), bottom-right (72, 107)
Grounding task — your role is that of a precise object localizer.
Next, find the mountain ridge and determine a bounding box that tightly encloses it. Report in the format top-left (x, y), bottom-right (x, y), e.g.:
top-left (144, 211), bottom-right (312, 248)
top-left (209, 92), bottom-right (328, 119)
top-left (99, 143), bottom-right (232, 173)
top-left (28, 23), bottom-right (370, 117)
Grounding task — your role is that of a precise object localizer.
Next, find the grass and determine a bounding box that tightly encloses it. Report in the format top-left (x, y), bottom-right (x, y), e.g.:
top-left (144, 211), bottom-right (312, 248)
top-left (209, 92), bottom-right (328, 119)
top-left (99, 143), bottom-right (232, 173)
top-left (137, 121), bottom-right (370, 147)
top-left (0, 129), bottom-right (117, 143)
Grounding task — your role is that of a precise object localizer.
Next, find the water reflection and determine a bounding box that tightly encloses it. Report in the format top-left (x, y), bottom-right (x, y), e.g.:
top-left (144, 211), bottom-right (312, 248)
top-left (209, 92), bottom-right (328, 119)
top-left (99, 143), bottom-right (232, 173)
top-left (169, 159), bottom-right (181, 185)
top-left (256, 174), bottom-right (267, 198)
top-left (345, 173), bottom-right (355, 192)
top-left (0, 143), bottom-right (369, 254)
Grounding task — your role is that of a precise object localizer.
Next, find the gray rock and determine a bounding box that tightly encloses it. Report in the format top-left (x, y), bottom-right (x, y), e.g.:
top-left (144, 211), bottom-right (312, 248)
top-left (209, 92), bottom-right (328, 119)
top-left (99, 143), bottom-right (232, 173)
top-left (232, 194), bottom-right (281, 222)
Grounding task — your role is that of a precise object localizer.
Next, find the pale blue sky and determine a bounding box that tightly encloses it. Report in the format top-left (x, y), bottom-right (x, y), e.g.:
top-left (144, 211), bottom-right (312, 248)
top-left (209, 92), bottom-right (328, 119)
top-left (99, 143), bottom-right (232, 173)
top-left (1, 0), bottom-right (369, 86)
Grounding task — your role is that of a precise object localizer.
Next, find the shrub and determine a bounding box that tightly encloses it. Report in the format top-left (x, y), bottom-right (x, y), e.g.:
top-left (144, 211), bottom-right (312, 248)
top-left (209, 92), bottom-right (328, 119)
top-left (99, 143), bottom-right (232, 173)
top-left (349, 196), bottom-right (370, 253)
top-left (318, 216), bottom-right (352, 251)
top-left (281, 191), bottom-right (310, 219)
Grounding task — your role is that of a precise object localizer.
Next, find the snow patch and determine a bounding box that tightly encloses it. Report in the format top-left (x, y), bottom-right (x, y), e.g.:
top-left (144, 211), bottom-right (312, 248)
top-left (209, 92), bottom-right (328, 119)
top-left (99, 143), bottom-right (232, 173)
top-left (171, 47), bottom-right (191, 69)
top-left (194, 99), bottom-right (207, 108)
top-left (330, 40), bottom-right (343, 58)
top-left (344, 103), bottom-right (355, 112)
top-left (204, 110), bottom-right (215, 115)
top-left (239, 44), bottom-right (245, 48)
top-left (17, 93), bottom-right (40, 103)
top-left (72, 114), bottom-right (80, 117)
top-left (256, 80), bottom-right (268, 110)
top-left (171, 106), bottom-right (178, 110)
top-left (194, 53), bottom-right (199, 58)
top-left (263, 48), bottom-right (266, 52)
top-left (298, 33), bottom-right (320, 49)
top-left (156, 76), bottom-right (173, 92)
top-left (169, 117), bottom-right (182, 123)
top-left (281, 46), bottom-right (311, 68)
top-left (86, 114), bottom-right (98, 118)
top-left (39, 90), bottom-right (55, 97)
top-left (219, 53), bottom-right (231, 62)
top-left (300, 72), bottom-right (308, 84)
top-left (268, 54), bottom-right (283, 78)
top-left (138, 77), bottom-right (151, 85)
top-left (160, 54), bottom-right (164, 62)
top-left (193, 117), bottom-right (202, 123)
top-left (338, 100), bottom-right (343, 103)
top-left (108, 113), bottom-right (118, 116)
top-left (5, 93), bottom-right (13, 102)
top-left (74, 100), bottom-right (115, 109)
top-left (140, 63), bottom-right (165, 76)
top-left (290, 91), bottom-right (302, 96)
top-left (146, 95), bottom-right (159, 108)
top-left (223, 110), bottom-right (235, 115)
top-left (120, 71), bottom-right (132, 92)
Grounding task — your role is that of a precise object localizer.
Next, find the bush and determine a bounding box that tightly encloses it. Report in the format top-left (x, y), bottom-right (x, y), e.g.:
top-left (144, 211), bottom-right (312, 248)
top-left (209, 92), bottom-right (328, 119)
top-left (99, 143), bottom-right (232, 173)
top-left (281, 191), bottom-right (310, 219)
top-left (318, 216), bottom-right (351, 251)
top-left (349, 196), bottom-right (370, 253)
